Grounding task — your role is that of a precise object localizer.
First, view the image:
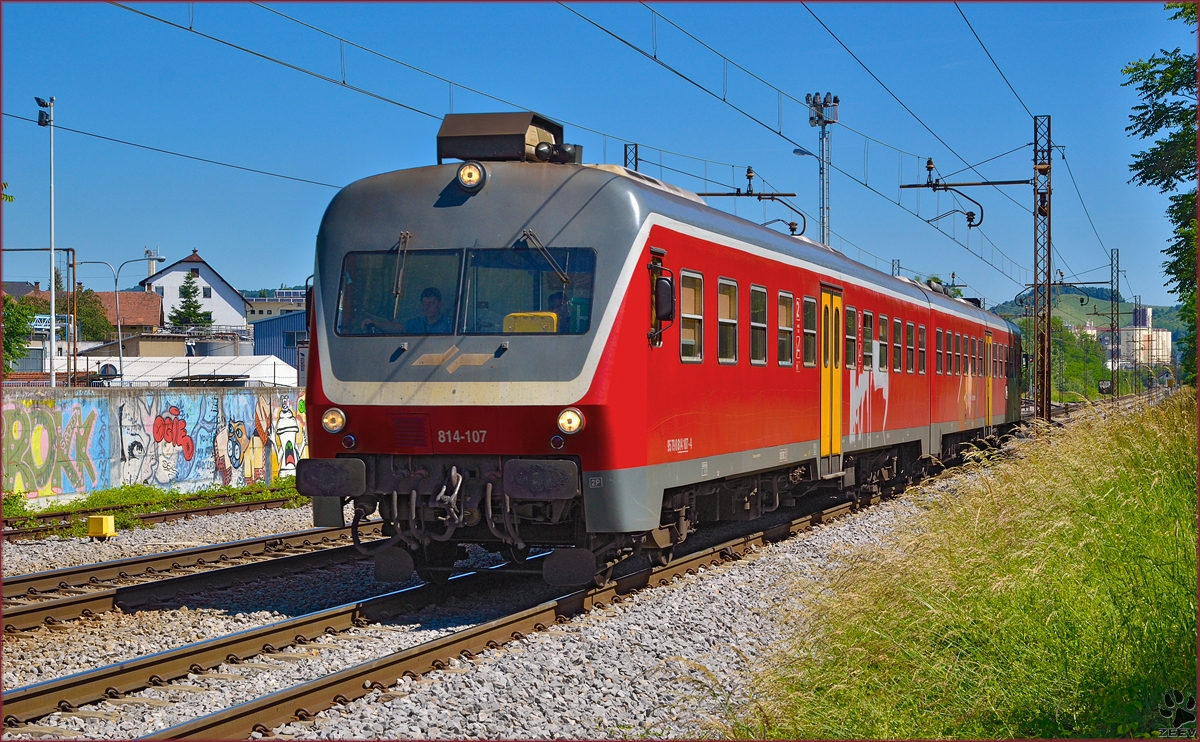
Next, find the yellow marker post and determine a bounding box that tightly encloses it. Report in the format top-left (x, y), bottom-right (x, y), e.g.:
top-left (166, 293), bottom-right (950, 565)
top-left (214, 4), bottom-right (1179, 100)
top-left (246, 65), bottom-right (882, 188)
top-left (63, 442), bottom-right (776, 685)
top-left (87, 515), bottom-right (116, 541)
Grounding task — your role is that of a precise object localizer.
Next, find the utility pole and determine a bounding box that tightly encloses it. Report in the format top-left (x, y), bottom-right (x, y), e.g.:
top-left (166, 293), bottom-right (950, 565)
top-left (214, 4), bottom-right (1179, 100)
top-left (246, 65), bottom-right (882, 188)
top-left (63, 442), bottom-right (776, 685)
top-left (1110, 248), bottom-right (1119, 399)
top-left (1032, 115), bottom-right (1053, 421)
top-left (36, 96), bottom-right (56, 387)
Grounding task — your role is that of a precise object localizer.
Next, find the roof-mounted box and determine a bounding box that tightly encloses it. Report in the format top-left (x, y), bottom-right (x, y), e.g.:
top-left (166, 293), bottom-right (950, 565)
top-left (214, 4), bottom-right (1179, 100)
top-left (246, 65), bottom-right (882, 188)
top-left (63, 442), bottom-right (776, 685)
top-left (436, 112), bottom-right (579, 164)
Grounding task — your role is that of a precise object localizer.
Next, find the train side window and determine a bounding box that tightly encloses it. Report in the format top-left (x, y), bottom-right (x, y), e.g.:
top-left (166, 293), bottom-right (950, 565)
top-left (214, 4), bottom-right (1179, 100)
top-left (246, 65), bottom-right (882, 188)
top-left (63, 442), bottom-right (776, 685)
top-left (845, 307), bottom-right (857, 368)
top-left (905, 322), bottom-right (915, 373)
top-left (778, 292), bottom-right (794, 366)
top-left (954, 333), bottom-right (961, 375)
top-left (935, 329), bottom-right (944, 374)
top-left (680, 272), bottom-right (703, 363)
top-left (878, 315), bottom-right (889, 373)
top-left (918, 325), bottom-right (927, 374)
top-left (862, 312), bottom-right (875, 370)
top-left (969, 337), bottom-right (977, 375)
top-left (749, 285), bottom-right (768, 365)
top-left (802, 297), bottom-right (817, 367)
top-left (892, 317), bottom-right (903, 372)
top-left (718, 280), bottom-right (738, 364)
top-left (832, 305), bottom-right (840, 369)
top-left (978, 338), bottom-right (984, 376)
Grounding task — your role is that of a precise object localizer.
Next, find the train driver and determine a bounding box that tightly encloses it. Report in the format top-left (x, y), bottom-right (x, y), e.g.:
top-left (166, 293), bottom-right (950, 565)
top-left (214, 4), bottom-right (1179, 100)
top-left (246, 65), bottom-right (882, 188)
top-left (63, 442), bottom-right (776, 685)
top-left (403, 287), bottom-right (452, 334)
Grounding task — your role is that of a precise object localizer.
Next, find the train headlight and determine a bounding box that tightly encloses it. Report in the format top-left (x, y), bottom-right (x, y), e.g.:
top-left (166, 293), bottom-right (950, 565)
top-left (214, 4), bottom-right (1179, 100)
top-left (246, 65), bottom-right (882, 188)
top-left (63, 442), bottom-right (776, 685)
top-left (557, 407), bottom-right (585, 435)
top-left (321, 408), bottom-right (347, 433)
top-left (457, 161), bottom-right (486, 191)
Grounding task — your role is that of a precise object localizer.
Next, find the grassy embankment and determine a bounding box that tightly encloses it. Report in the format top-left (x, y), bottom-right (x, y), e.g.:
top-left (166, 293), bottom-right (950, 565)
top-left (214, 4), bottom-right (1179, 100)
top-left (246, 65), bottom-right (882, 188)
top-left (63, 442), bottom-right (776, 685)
top-left (726, 391), bottom-right (1197, 738)
top-left (2, 478), bottom-right (307, 537)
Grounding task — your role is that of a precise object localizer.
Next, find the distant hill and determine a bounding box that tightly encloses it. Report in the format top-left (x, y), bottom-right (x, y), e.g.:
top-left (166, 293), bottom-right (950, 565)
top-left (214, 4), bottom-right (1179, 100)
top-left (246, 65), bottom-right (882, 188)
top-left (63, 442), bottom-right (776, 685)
top-left (991, 287), bottom-right (1184, 341)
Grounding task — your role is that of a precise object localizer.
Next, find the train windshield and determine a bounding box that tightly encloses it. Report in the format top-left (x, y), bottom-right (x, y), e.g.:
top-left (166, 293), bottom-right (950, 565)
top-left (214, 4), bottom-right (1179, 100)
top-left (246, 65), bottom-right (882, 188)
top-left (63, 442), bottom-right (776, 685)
top-left (335, 249), bottom-right (462, 336)
top-left (458, 248), bottom-right (595, 335)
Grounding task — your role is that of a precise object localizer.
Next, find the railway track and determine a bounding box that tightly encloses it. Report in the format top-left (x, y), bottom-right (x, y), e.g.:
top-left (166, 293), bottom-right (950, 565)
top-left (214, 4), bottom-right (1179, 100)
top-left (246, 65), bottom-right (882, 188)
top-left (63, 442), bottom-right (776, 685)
top-left (3, 490), bottom-right (302, 541)
top-left (2, 523), bottom-right (383, 632)
top-left (1, 491), bottom-right (872, 739)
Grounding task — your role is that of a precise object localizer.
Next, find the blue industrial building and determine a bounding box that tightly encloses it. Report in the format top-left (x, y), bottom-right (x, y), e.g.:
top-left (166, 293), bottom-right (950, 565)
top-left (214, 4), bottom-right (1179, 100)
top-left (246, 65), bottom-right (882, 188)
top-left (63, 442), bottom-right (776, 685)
top-left (251, 311), bottom-right (307, 370)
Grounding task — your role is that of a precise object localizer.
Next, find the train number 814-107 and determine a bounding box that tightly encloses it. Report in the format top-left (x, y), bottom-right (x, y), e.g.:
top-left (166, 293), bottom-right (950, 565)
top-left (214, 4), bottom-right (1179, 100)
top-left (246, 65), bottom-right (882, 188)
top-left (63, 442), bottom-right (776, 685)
top-left (437, 429), bottom-right (488, 444)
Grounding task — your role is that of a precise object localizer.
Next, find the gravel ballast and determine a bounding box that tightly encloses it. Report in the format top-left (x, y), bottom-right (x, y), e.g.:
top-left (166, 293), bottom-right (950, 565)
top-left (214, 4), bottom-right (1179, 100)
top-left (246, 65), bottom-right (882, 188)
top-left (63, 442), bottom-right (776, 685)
top-left (3, 485), bottom-right (941, 739)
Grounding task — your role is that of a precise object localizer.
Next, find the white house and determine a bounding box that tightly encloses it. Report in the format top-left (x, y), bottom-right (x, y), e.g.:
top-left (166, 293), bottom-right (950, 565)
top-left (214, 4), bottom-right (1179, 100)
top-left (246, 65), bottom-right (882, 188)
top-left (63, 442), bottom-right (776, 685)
top-left (140, 249), bottom-right (248, 327)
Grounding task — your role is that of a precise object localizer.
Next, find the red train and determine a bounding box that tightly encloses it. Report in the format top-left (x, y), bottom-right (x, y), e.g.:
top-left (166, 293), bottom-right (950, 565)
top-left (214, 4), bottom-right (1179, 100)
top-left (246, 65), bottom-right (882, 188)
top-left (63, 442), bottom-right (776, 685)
top-left (297, 113), bottom-right (1022, 586)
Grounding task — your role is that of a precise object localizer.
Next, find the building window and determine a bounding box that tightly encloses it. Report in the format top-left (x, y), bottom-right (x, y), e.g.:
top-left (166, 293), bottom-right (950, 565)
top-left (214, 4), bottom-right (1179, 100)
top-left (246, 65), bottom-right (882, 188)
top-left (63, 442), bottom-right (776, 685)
top-left (918, 325), bottom-right (926, 374)
top-left (750, 286), bottom-right (768, 365)
top-left (267, 310), bottom-right (273, 315)
top-left (802, 297), bottom-right (817, 367)
top-left (845, 307), bottom-right (857, 368)
top-left (936, 329), bottom-right (944, 374)
top-left (892, 317), bottom-right (903, 372)
top-left (155, 286), bottom-right (164, 297)
top-left (878, 315), bottom-right (888, 373)
top-left (906, 322), bottom-right (915, 373)
top-left (190, 268), bottom-right (199, 277)
top-left (680, 272), bottom-right (703, 362)
top-left (178, 286), bottom-right (186, 298)
top-left (717, 280), bottom-right (738, 364)
top-left (778, 292), bottom-right (794, 366)
top-left (202, 287), bottom-right (212, 299)
top-left (284, 331), bottom-right (309, 348)
top-left (862, 312), bottom-right (874, 370)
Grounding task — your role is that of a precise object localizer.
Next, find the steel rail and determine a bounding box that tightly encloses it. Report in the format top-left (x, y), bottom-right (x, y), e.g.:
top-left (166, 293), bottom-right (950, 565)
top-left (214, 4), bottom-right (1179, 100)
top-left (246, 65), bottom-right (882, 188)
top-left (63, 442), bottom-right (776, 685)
top-left (140, 496), bottom-right (866, 740)
top-left (3, 524), bottom-right (383, 631)
top-left (1, 556), bottom-right (533, 727)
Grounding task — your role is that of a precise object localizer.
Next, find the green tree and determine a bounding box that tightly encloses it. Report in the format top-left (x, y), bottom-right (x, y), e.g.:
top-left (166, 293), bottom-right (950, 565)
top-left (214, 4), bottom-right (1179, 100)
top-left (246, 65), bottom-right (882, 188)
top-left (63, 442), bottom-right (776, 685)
top-left (168, 271), bottom-right (213, 327)
top-left (2, 182), bottom-right (13, 203)
top-left (2, 294), bottom-right (35, 373)
top-left (1123, 2), bottom-right (1196, 382)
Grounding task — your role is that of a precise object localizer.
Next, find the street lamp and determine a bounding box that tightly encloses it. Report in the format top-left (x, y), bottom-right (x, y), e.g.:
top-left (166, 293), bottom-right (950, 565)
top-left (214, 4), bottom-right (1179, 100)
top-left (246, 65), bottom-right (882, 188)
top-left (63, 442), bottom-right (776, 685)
top-left (80, 255), bottom-right (165, 382)
top-left (793, 92), bottom-right (839, 247)
top-left (36, 96), bottom-right (56, 386)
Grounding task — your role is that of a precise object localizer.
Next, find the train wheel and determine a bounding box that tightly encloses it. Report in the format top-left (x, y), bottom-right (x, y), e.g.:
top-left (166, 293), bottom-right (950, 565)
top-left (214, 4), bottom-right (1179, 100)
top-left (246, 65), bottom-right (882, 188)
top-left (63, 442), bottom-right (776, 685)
top-left (415, 542), bottom-right (458, 585)
top-left (647, 546), bottom-right (674, 568)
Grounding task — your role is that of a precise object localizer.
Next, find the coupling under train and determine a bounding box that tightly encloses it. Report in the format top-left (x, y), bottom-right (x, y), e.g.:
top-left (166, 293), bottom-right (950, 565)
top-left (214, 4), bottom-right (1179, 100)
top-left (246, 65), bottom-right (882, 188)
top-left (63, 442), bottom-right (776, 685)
top-left (296, 112), bottom-right (1022, 586)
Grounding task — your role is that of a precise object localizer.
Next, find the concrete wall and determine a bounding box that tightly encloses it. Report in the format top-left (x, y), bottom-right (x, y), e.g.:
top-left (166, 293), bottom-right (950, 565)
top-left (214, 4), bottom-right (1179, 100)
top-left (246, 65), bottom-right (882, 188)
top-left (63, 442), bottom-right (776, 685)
top-left (2, 386), bottom-right (307, 505)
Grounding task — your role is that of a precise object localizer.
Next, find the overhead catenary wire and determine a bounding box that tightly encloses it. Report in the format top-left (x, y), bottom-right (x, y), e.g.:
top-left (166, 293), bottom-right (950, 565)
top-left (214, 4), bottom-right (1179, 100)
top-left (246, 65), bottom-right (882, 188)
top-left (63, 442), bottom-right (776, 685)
top-left (953, 3), bottom-right (1034, 119)
top-left (563, 2), bottom-right (1028, 287)
top-left (103, 0), bottom-right (991, 289)
top-left (1057, 147), bottom-right (1114, 263)
top-left (2, 112), bottom-right (341, 188)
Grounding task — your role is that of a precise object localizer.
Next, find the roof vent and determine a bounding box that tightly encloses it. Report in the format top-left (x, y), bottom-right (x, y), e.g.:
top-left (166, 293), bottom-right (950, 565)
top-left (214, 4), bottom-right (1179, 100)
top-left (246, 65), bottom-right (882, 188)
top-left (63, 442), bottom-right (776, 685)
top-left (436, 112), bottom-right (581, 164)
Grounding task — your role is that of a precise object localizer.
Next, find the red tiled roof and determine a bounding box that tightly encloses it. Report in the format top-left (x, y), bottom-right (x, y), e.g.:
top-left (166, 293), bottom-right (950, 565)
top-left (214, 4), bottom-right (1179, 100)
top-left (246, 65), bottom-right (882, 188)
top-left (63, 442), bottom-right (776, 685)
top-left (96, 291), bottom-right (163, 327)
top-left (182, 249), bottom-right (205, 262)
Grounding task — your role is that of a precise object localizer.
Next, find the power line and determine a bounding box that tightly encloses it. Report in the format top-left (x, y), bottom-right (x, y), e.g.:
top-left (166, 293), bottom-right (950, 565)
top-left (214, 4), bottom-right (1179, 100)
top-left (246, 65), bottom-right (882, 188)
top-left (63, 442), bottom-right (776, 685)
top-left (2, 112), bottom-right (341, 188)
top-left (640, 2), bottom-right (924, 160)
top-left (561, 2), bottom-right (1028, 288)
top-left (1057, 147), bottom-right (1112, 262)
top-left (799, 3), bottom-right (1031, 217)
top-left (953, 3), bottom-right (1034, 119)
top-left (940, 142), bottom-right (1031, 179)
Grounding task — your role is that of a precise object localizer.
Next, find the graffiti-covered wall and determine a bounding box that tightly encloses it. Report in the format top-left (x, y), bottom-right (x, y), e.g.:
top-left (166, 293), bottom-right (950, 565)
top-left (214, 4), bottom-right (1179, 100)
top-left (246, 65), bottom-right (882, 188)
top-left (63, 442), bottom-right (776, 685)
top-left (3, 387), bottom-right (307, 504)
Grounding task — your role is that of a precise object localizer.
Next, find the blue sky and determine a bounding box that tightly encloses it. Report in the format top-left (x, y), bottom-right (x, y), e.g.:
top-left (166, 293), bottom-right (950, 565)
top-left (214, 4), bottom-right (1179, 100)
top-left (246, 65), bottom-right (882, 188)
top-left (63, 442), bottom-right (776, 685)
top-left (3, 2), bottom-right (1192, 307)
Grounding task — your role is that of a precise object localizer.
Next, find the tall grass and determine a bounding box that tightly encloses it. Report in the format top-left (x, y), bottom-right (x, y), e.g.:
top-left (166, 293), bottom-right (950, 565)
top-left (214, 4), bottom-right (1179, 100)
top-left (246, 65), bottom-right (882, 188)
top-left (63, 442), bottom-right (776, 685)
top-left (728, 392), bottom-right (1197, 738)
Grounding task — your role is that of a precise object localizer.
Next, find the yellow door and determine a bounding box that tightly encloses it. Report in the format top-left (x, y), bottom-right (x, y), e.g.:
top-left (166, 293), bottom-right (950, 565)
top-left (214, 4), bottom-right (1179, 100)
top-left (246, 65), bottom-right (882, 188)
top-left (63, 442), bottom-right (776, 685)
top-left (819, 289), bottom-right (843, 468)
top-left (984, 333), bottom-right (993, 427)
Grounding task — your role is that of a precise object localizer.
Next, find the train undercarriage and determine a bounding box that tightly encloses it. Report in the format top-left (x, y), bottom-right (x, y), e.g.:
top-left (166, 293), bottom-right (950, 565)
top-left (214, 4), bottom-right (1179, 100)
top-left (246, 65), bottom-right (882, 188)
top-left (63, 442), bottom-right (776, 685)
top-left (302, 424), bottom-right (1016, 586)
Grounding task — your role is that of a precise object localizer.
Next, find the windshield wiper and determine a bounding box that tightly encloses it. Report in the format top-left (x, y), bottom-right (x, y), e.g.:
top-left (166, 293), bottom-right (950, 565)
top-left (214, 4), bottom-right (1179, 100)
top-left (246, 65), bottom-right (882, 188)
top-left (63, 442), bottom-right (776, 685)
top-left (521, 229), bottom-right (571, 285)
top-left (391, 231), bottom-right (412, 319)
